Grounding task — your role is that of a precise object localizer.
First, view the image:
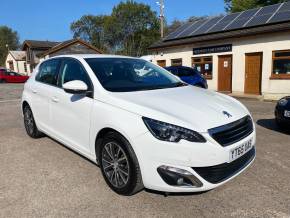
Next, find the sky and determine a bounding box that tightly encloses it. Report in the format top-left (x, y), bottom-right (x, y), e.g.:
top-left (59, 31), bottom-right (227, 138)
top-left (0, 0), bottom-right (225, 42)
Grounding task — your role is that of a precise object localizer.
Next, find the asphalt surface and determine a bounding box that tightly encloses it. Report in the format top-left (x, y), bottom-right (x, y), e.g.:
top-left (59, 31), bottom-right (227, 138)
top-left (1, 83), bottom-right (290, 218)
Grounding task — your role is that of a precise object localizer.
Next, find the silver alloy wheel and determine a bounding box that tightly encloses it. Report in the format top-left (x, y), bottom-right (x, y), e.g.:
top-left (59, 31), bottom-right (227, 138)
top-left (24, 108), bottom-right (34, 135)
top-left (102, 142), bottom-right (130, 188)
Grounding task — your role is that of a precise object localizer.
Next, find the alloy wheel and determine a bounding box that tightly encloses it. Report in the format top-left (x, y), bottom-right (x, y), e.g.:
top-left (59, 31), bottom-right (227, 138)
top-left (24, 108), bottom-right (34, 135)
top-left (101, 142), bottom-right (130, 188)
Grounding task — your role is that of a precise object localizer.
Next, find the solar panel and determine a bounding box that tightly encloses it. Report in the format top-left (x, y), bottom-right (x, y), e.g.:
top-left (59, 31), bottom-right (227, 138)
top-left (278, 1), bottom-right (290, 12)
top-left (208, 13), bottom-right (240, 32)
top-left (268, 2), bottom-right (290, 23)
top-left (259, 4), bottom-right (281, 15)
top-left (238, 8), bottom-right (260, 19)
top-left (163, 2), bottom-right (290, 42)
top-left (225, 8), bottom-right (259, 30)
top-left (269, 10), bottom-right (290, 23)
top-left (164, 22), bottom-right (193, 40)
top-left (246, 14), bottom-right (273, 26)
top-left (225, 19), bottom-right (248, 30)
top-left (177, 19), bottom-right (208, 38)
top-left (245, 4), bottom-right (281, 27)
top-left (192, 16), bottom-right (224, 35)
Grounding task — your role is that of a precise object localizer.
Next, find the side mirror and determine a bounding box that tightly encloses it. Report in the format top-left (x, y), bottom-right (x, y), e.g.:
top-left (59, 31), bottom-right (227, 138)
top-left (63, 80), bottom-right (88, 94)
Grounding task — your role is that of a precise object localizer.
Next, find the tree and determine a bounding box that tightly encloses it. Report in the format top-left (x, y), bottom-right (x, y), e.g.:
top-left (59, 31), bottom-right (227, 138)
top-left (70, 1), bottom-right (160, 57)
top-left (104, 1), bottom-right (160, 56)
top-left (0, 26), bottom-right (19, 66)
top-left (225, 0), bottom-right (288, 12)
top-left (70, 15), bottom-right (109, 52)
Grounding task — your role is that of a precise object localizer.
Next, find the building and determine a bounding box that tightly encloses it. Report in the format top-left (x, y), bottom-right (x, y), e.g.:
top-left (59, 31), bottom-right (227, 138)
top-left (5, 51), bottom-right (29, 75)
top-left (149, 2), bottom-right (290, 100)
top-left (5, 39), bottom-right (102, 75)
top-left (38, 38), bottom-right (103, 61)
top-left (22, 40), bottom-right (59, 73)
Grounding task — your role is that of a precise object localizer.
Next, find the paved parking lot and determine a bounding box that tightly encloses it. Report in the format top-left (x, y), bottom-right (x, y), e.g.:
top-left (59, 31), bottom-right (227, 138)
top-left (1, 84), bottom-right (290, 218)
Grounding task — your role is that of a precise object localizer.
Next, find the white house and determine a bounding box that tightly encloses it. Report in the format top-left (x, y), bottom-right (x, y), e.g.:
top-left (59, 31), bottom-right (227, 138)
top-left (5, 51), bottom-right (31, 75)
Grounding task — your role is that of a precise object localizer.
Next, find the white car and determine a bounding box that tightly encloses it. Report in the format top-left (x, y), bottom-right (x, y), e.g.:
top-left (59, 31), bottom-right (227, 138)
top-left (22, 55), bottom-right (256, 195)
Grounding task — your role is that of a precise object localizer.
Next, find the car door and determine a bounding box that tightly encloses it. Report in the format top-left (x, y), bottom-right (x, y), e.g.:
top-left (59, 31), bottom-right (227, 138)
top-left (50, 58), bottom-right (94, 155)
top-left (5, 72), bottom-right (14, 82)
top-left (11, 72), bottom-right (22, 82)
top-left (31, 59), bottom-right (61, 132)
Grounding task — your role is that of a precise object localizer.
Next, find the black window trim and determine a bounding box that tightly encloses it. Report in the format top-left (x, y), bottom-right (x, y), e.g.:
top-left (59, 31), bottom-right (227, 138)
top-left (58, 57), bottom-right (94, 98)
top-left (35, 57), bottom-right (94, 98)
top-left (35, 58), bottom-right (62, 88)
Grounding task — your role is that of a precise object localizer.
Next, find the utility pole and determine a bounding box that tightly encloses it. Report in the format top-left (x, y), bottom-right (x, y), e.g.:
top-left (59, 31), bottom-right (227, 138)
top-left (157, 0), bottom-right (165, 38)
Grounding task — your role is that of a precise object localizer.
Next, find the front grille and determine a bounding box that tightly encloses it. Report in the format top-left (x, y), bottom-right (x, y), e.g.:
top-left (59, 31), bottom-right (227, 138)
top-left (192, 147), bottom-right (255, 184)
top-left (209, 115), bottom-right (253, 147)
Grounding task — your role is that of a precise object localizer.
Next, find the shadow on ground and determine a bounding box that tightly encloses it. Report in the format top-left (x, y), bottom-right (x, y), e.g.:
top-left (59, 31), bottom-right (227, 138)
top-left (256, 118), bottom-right (290, 135)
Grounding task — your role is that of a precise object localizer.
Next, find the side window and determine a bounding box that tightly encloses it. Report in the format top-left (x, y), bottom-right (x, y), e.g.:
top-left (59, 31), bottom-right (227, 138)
top-left (178, 68), bottom-right (194, 77)
top-left (36, 59), bottom-right (61, 85)
top-left (167, 68), bottom-right (178, 75)
top-left (170, 67), bottom-right (178, 76)
top-left (59, 59), bottom-right (92, 90)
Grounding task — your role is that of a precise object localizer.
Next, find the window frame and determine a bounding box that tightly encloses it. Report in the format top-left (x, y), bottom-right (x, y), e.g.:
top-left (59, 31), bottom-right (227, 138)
top-left (271, 50), bottom-right (290, 80)
top-left (35, 58), bottom-right (62, 87)
top-left (171, 58), bottom-right (183, 67)
top-left (58, 57), bottom-right (94, 98)
top-left (192, 56), bottom-right (213, 80)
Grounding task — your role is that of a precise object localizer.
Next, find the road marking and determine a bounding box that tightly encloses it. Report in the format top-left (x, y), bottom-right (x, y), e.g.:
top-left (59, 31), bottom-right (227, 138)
top-left (0, 99), bottom-right (21, 103)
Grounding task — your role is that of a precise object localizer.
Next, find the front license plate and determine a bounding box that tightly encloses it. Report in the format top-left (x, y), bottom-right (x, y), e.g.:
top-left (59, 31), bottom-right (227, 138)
top-left (284, 110), bottom-right (290, 118)
top-left (229, 138), bottom-right (253, 162)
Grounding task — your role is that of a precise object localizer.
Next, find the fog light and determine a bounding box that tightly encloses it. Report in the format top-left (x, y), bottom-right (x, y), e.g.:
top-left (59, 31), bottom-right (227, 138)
top-left (157, 165), bottom-right (203, 187)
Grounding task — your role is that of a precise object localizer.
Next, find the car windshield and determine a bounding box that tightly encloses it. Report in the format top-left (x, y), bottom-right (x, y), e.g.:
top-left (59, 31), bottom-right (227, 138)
top-left (85, 58), bottom-right (186, 92)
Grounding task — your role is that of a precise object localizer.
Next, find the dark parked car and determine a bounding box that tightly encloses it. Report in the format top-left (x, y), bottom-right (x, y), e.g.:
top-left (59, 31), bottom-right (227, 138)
top-left (275, 96), bottom-right (290, 128)
top-left (0, 71), bottom-right (29, 83)
top-left (164, 66), bottom-right (208, 89)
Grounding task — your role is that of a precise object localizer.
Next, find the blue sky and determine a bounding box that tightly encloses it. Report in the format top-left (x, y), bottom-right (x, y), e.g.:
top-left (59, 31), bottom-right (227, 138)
top-left (0, 0), bottom-right (225, 42)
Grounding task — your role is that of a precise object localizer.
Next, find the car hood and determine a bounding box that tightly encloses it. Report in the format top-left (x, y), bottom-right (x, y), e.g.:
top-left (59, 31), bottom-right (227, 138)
top-left (105, 86), bottom-right (249, 133)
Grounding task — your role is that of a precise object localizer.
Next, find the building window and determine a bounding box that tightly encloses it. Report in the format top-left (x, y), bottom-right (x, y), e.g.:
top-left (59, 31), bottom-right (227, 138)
top-left (271, 50), bottom-right (290, 79)
top-left (157, 60), bottom-right (166, 67)
top-left (171, 58), bottom-right (182, 66)
top-left (24, 62), bottom-right (27, 72)
top-left (192, 56), bottom-right (213, 79)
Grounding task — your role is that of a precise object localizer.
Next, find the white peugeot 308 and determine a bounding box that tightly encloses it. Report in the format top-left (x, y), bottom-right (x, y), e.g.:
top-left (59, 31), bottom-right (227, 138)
top-left (22, 55), bottom-right (256, 195)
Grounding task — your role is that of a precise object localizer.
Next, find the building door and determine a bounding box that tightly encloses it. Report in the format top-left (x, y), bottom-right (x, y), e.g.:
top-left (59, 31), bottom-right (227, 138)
top-left (157, 60), bottom-right (166, 67)
top-left (218, 55), bottom-right (232, 93)
top-left (245, 53), bottom-right (262, 95)
top-left (8, 61), bottom-right (14, 71)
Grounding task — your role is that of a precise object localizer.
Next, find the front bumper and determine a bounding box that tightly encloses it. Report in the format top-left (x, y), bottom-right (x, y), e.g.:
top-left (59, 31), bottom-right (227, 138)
top-left (132, 130), bottom-right (256, 193)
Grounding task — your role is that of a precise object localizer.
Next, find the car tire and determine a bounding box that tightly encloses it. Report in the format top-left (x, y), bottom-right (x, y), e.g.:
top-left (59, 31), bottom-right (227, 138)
top-left (23, 105), bottom-right (44, 138)
top-left (98, 131), bottom-right (143, 195)
top-left (0, 79), bottom-right (6, 83)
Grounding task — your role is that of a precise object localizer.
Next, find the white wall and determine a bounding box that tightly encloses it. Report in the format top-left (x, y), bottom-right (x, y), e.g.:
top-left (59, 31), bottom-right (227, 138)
top-left (151, 31), bottom-right (290, 100)
top-left (5, 53), bottom-right (32, 76)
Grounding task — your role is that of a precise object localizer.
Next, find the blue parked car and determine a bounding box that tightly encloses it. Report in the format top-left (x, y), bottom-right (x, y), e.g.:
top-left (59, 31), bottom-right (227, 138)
top-left (164, 66), bottom-right (208, 89)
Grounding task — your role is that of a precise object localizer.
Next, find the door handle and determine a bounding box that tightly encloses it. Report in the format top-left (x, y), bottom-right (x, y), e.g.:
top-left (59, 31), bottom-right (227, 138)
top-left (32, 89), bottom-right (37, 94)
top-left (51, 96), bottom-right (59, 103)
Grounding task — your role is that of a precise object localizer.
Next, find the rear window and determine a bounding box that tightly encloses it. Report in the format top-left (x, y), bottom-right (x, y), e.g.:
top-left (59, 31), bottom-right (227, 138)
top-left (178, 67), bottom-right (197, 77)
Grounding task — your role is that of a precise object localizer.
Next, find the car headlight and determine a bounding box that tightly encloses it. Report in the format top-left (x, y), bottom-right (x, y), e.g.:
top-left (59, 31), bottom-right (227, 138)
top-left (142, 117), bottom-right (206, 143)
top-left (278, 98), bottom-right (288, 106)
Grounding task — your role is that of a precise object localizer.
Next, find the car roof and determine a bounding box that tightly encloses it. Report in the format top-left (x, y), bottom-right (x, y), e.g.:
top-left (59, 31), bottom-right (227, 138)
top-left (48, 54), bottom-right (141, 60)
top-left (165, 66), bottom-right (193, 69)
